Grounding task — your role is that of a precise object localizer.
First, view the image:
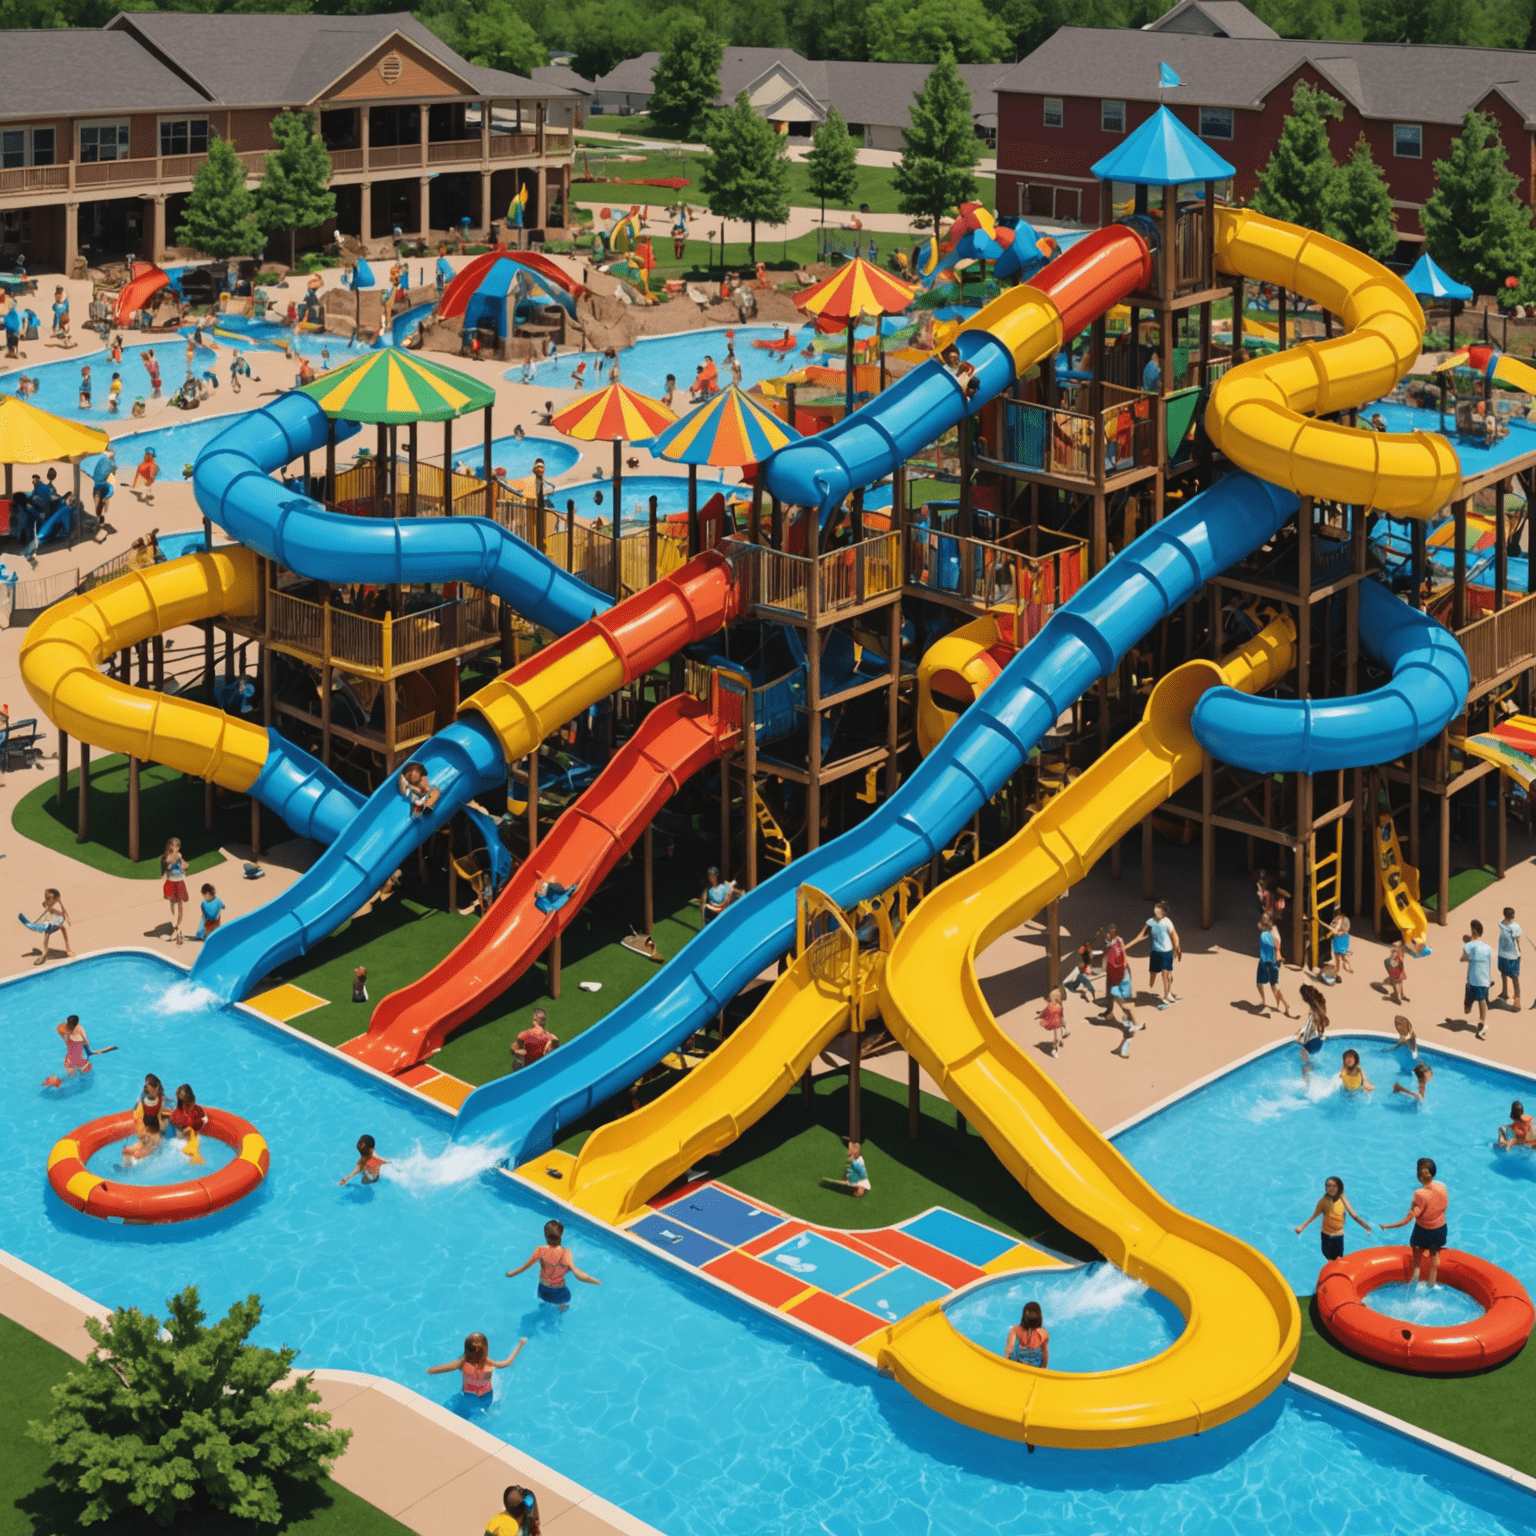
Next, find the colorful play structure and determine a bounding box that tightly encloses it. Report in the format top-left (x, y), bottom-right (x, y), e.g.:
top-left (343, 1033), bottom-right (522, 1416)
top-left (22, 107), bottom-right (1536, 1445)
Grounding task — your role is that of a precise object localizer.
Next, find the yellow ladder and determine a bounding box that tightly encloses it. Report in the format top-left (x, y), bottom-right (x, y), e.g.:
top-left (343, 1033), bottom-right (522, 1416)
top-left (753, 782), bottom-right (794, 868)
top-left (1308, 818), bottom-right (1344, 971)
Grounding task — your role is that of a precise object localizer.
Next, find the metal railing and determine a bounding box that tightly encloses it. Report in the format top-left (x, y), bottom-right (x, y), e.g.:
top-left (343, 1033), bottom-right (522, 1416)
top-left (905, 526), bottom-right (1087, 642)
top-left (1457, 591), bottom-right (1536, 690)
top-left (683, 660), bottom-right (746, 742)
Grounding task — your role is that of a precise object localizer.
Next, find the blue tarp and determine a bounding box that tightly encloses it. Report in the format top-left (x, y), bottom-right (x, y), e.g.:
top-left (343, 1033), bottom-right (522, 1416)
top-left (1091, 105), bottom-right (1235, 186)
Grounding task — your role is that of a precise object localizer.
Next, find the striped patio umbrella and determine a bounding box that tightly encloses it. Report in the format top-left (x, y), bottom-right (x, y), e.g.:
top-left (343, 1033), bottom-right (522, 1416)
top-left (550, 382), bottom-right (676, 443)
top-left (794, 257), bottom-right (915, 414)
top-left (298, 347), bottom-right (494, 424)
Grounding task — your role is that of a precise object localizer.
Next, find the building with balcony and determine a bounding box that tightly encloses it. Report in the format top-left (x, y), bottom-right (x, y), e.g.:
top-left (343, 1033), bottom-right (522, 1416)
top-left (0, 11), bottom-right (577, 273)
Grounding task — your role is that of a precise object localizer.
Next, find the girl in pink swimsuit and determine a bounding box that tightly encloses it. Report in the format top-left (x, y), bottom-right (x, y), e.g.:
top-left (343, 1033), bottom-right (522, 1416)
top-left (427, 1332), bottom-right (525, 1399)
top-left (57, 1015), bottom-right (92, 1075)
top-left (506, 1219), bottom-right (602, 1311)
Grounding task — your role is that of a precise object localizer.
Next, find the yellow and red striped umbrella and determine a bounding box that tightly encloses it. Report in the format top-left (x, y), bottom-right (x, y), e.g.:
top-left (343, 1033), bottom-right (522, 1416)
top-left (549, 382), bottom-right (676, 442)
top-left (649, 384), bottom-right (800, 467)
top-left (795, 257), bottom-right (915, 321)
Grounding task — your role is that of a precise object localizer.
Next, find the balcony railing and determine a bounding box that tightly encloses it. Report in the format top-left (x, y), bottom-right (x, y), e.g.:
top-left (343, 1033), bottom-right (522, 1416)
top-left (905, 526), bottom-right (1087, 643)
top-left (0, 164), bottom-right (69, 195)
top-left (1457, 591), bottom-right (1536, 691)
top-left (727, 532), bottom-right (902, 621)
top-left (427, 139), bottom-right (485, 165)
top-left (489, 133), bottom-right (540, 159)
top-left (1000, 385), bottom-right (1157, 482)
top-left (328, 148), bottom-right (364, 172)
top-left (366, 143), bottom-right (424, 169)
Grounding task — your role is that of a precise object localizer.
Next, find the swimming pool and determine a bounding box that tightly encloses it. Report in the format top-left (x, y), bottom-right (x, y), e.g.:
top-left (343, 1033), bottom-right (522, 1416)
top-left (1, 339), bottom-right (216, 422)
top-left (462, 432), bottom-right (581, 483)
top-left (1113, 1035), bottom-right (1536, 1299)
top-left (95, 415), bottom-right (250, 481)
top-left (507, 324), bottom-right (842, 396)
top-left (5, 956), bottom-right (1534, 1536)
top-left (208, 316), bottom-right (371, 366)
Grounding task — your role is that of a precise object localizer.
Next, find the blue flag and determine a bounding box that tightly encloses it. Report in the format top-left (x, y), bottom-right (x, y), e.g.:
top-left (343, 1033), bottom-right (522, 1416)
top-left (1159, 61), bottom-right (1182, 89)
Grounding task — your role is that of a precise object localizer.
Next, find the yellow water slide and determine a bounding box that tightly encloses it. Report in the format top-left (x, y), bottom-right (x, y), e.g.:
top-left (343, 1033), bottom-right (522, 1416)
top-left (915, 616), bottom-right (1005, 757)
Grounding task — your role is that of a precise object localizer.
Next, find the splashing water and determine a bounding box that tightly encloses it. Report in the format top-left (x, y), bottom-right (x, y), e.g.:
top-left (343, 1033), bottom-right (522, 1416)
top-left (380, 1137), bottom-right (509, 1193)
top-left (1245, 1068), bottom-right (1339, 1123)
top-left (159, 979), bottom-right (222, 1015)
top-left (1363, 1281), bottom-right (1484, 1327)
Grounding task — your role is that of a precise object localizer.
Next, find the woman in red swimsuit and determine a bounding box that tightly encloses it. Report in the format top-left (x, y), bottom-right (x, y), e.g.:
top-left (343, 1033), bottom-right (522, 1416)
top-left (427, 1332), bottom-right (525, 1399)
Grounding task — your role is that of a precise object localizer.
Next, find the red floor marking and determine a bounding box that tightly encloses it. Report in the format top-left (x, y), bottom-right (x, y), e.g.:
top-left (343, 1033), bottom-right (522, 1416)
top-left (787, 1289), bottom-right (886, 1347)
top-left (740, 1219), bottom-right (808, 1257)
top-left (703, 1249), bottom-right (813, 1308)
top-left (819, 1228), bottom-right (898, 1267)
top-left (858, 1228), bottom-right (985, 1288)
top-left (397, 1065), bottom-right (438, 1088)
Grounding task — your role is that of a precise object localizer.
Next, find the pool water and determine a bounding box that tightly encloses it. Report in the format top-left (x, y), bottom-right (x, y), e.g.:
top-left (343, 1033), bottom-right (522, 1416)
top-left (1363, 1281), bottom-right (1486, 1327)
top-left (946, 1263), bottom-right (1186, 1373)
top-left (87, 1128), bottom-right (240, 1185)
top-left (1113, 1036), bottom-right (1536, 1298)
top-left (461, 433), bottom-right (581, 483)
top-left (5, 961), bottom-right (1535, 1536)
top-left (507, 324), bottom-right (842, 396)
top-left (210, 316), bottom-right (372, 365)
top-left (2, 339), bottom-right (217, 421)
top-left (96, 415), bottom-right (249, 481)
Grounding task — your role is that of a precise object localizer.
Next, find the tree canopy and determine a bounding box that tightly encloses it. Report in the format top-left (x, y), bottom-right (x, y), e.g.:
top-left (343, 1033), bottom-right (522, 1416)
top-left (255, 110), bottom-right (336, 267)
top-left (892, 48), bottom-right (980, 238)
top-left (176, 136), bottom-right (265, 260)
top-left (698, 90), bottom-right (792, 261)
top-left (1253, 82), bottom-right (1342, 234)
top-left (1423, 107), bottom-right (1536, 295)
top-left (1324, 134), bottom-right (1397, 259)
top-left (649, 13), bottom-right (725, 138)
top-left (868, 0), bottom-right (1011, 62)
top-left (804, 107), bottom-right (861, 223)
top-left (424, 0), bottom-right (549, 76)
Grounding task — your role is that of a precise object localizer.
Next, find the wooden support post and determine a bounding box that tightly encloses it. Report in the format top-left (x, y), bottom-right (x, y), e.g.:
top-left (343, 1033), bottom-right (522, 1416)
top-left (1141, 816), bottom-right (1154, 900)
top-left (326, 417), bottom-right (336, 505)
top-left (847, 1026), bottom-right (862, 1145)
top-left (485, 403), bottom-right (495, 523)
top-left (442, 417), bottom-right (453, 513)
top-left (77, 739), bottom-right (90, 844)
top-left (908, 1055), bottom-right (920, 1141)
top-left (549, 933), bottom-right (561, 999)
top-left (1201, 753), bottom-right (1214, 929)
top-left (128, 756), bottom-right (140, 863)
top-left (152, 635), bottom-right (164, 691)
top-left (57, 730), bottom-right (68, 808)
top-left (743, 675), bottom-right (757, 890)
top-left (643, 824), bottom-right (655, 935)
top-left (1437, 787), bottom-right (1451, 927)
top-left (1044, 897), bottom-right (1061, 989)
top-left (1498, 767), bottom-right (1508, 877)
top-left (611, 437), bottom-right (623, 597)
top-left (1452, 498), bottom-right (1468, 632)
top-left (205, 774), bottom-right (214, 832)
top-left (203, 623), bottom-right (214, 700)
top-left (1293, 776), bottom-right (1310, 966)
top-left (527, 747), bottom-right (539, 855)
top-left (1496, 479), bottom-right (1508, 613)
top-left (806, 628), bottom-right (822, 851)
top-left (720, 756), bottom-right (731, 879)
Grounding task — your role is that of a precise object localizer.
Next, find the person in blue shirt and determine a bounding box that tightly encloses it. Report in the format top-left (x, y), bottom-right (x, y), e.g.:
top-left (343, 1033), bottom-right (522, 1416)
top-left (824, 1140), bottom-right (870, 1198)
top-left (701, 866), bottom-right (738, 924)
top-left (1256, 913), bottom-right (1291, 1017)
top-left (1462, 918), bottom-right (1493, 1040)
top-left (194, 883), bottom-right (226, 940)
top-left (1141, 353), bottom-right (1161, 393)
top-left (3, 304), bottom-right (20, 358)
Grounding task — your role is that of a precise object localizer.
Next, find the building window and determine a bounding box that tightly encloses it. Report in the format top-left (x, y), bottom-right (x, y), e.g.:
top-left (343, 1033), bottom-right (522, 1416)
top-left (160, 118), bottom-right (209, 157)
top-left (1, 208), bottom-right (34, 245)
top-left (79, 121), bottom-right (130, 163)
top-left (1199, 107), bottom-right (1233, 140)
top-left (1394, 123), bottom-right (1422, 158)
top-left (1102, 100), bottom-right (1125, 134)
top-left (1043, 97), bottom-right (1063, 128)
top-left (1, 126), bottom-right (55, 168)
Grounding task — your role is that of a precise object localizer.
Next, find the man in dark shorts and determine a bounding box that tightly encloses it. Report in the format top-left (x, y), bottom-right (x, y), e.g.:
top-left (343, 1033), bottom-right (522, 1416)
top-left (1380, 1156), bottom-right (1449, 1285)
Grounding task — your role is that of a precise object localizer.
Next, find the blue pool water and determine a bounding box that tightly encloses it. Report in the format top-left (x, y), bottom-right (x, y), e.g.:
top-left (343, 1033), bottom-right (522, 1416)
top-left (5, 957), bottom-right (1536, 1535)
top-left (1114, 1035), bottom-right (1536, 1298)
top-left (1365, 1281), bottom-right (1485, 1327)
top-left (95, 415), bottom-right (245, 481)
top-left (946, 1264), bottom-right (1186, 1374)
top-left (1, 340), bottom-right (216, 421)
top-left (507, 324), bottom-right (840, 396)
top-left (209, 316), bottom-right (371, 365)
top-left (87, 1128), bottom-right (239, 1184)
top-left (460, 433), bottom-right (581, 483)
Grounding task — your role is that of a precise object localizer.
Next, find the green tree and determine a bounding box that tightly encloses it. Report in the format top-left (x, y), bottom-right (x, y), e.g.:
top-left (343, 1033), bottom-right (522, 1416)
top-left (892, 49), bottom-right (980, 240)
top-left (1324, 134), bottom-right (1397, 258)
top-left (27, 1287), bottom-right (350, 1529)
top-left (804, 106), bottom-right (861, 224)
top-left (649, 13), bottom-right (724, 139)
top-left (1252, 81), bottom-right (1342, 233)
top-left (175, 136), bottom-right (264, 260)
top-left (426, 0), bottom-right (549, 76)
top-left (255, 110), bottom-right (337, 268)
top-left (726, 0), bottom-right (789, 45)
top-left (698, 90), bottom-right (792, 262)
top-left (556, 0), bottom-right (654, 80)
top-left (868, 0), bottom-right (1010, 61)
top-left (1423, 107), bottom-right (1536, 295)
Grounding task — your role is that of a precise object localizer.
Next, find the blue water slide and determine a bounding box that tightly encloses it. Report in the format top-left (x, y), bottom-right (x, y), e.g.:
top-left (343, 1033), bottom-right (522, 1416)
top-left (1190, 578), bottom-right (1470, 773)
top-left (463, 802), bottom-right (513, 893)
top-left (452, 472), bottom-right (1301, 1152)
top-left (248, 732), bottom-right (365, 846)
top-left (193, 393), bottom-right (610, 634)
top-left (391, 302), bottom-right (434, 347)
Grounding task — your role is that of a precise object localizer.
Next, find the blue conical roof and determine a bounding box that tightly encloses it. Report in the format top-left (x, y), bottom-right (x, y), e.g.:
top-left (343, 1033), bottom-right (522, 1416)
top-left (1092, 106), bottom-right (1235, 186)
top-left (1403, 252), bottom-right (1473, 302)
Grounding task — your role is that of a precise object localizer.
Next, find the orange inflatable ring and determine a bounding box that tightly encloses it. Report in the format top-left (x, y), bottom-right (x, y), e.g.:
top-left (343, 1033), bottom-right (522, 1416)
top-left (47, 1109), bottom-right (269, 1224)
top-left (1317, 1245), bottom-right (1534, 1373)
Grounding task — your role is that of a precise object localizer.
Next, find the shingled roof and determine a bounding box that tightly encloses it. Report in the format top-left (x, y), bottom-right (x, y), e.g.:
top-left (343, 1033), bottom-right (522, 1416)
top-left (1145, 0), bottom-right (1280, 39)
top-left (0, 29), bottom-right (210, 120)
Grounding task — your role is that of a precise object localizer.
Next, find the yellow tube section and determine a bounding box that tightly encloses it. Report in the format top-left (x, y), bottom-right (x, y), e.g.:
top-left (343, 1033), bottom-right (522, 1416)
top-left (916, 617), bottom-right (1004, 757)
top-left (460, 633), bottom-right (625, 762)
top-left (1209, 207), bottom-right (1461, 516)
top-left (876, 617), bottom-right (1302, 1449)
top-left (18, 549), bottom-right (270, 792)
top-left (955, 281), bottom-right (1063, 371)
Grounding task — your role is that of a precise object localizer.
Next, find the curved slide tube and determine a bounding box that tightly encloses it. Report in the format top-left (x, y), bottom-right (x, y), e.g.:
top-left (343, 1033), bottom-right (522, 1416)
top-left (1190, 578), bottom-right (1469, 773)
top-left (190, 551), bottom-right (741, 1002)
top-left (452, 470), bottom-right (1304, 1153)
top-left (347, 689), bottom-right (737, 1074)
top-left (876, 623), bottom-right (1302, 1448)
top-left (915, 615), bottom-right (1006, 758)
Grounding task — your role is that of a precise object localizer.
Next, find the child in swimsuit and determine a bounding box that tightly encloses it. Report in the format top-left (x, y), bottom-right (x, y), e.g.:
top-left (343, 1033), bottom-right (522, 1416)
top-left (1383, 1013), bottom-right (1418, 1060)
top-left (1321, 914), bottom-right (1352, 984)
top-left (398, 761), bottom-right (440, 818)
top-left (1383, 941), bottom-right (1409, 1004)
top-left (1338, 1048), bottom-right (1374, 1093)
top-left (506, 1219), bottom-right (601, 1312)
top-left (195, 883), bottom-right (225, 939)
top-left (1005, 1301), bottom-right (1049, 1368)
top-left (170, 1083), bottom-right (208, 1163)
top-left (339, 1134), bottom-right (389, 1185)
top-left (1037, 987), bottom-right (1067, 1057)
top-left (57, 1014), bottom-right (92, 1075)
top-left (1498, 1100), bottom-right (1535, 1149)
top-left (24, 887), bottom-right (74, 965)
top-left (1296, 984), bottom-right (1328, 1072)
top-left (1295, 1174), bottom-right (1372, 1262)
top-left (427, 1332), bottom-right (525, 1398)
top-left (1392, 1061), bottom-right (1433, 1103)
top-left (162, 838), bottom-right (189, 944)
top-left (124, 1073), bottom-right (167, 1162)
top-left (1380, 1156), bottom-right (1449, 1285)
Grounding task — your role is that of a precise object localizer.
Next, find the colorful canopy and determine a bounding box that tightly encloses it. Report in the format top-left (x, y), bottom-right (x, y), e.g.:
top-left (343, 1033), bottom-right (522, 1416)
top-left (1404, 252), bottom-right (1473, 304)
top-left (0, 395), bottom-right (108, 465)
top-left (796, 257), bottom-right (915, 322)
top-left (297, 348), bottom-right (494, 424)
top-left (550, 383), bottom-right (676, 442)
top-left (1091, 105), bottom-right (1235, 185)
top-left (649, 384), bottom-right (800, 467)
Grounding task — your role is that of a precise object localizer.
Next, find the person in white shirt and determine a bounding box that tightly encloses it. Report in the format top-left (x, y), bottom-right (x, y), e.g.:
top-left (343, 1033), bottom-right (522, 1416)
top-left (1498, 905), bottom-right (1523, 1010)
top-left (1133, 902), bottom-right (1181, 1009)
top-left (1462, 919), bottom-right (1494, 1041)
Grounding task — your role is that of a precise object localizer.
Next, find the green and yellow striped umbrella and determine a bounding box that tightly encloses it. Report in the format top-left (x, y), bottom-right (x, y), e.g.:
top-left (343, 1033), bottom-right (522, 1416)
top-left (298, 347), bottom-right (495, 424)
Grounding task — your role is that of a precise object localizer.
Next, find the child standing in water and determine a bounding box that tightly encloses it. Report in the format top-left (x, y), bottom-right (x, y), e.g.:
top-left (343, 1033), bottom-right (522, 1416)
top-left (1380, 1157), bottom-right (1449, 1285)
top-left (195, 883), bottom-right (225, 939)
top-left (507, 1220), bottom-right (601, 1311)
top-left (56, 1015), bottom-right (92, 1075)
top-left (1338, 1048), bottom-right (1374, 1093)
top-left (123, 1073), bottom-right (166, 1162)
top-left (1295, 1175), bottom-right (1372, 1261)
top-left (427, 1332), bottom-right (525, 1398)
top-left (339, 1135), bottom-right (388, 1185)
top-left (1296, 983), bottom-right (1328, 1073)
top-left (161, 838), bottom-right (189, 944)
top-left (1393, 1061), bottom-right (1434, 1102)
top-left (1005, 1302), bottom-right (1049, 1367)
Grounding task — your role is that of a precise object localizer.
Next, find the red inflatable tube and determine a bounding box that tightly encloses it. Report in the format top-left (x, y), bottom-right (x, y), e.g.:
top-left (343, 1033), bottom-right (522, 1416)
top-left (1317, 1246), bottom-right (1534, 1373)
top-left (47, 1109), bottom-right (269, 1224)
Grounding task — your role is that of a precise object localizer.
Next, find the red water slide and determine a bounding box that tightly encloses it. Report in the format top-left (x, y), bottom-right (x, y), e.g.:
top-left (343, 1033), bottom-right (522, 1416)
top-left (343, 688), bottom-right (739, 1076)
top-left (439, 250), bottom-right (587, 318)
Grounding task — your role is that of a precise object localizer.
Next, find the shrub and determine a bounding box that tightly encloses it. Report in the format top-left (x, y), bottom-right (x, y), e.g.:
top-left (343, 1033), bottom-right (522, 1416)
top-left (28, 1287), bottom-right (350, 1528)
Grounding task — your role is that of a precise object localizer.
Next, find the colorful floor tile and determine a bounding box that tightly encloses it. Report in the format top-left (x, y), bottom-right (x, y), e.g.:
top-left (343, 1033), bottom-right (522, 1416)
top-left (842, 1264), bottom-right (953, 1322)
top-left (758, 1229), bottom-right (889, 1295)
top-left (246, 983), bottom-right (328, 1022)
top-left (900, 1209), bottom-right (1020, 1267)
top-left (652, 1183), bottom-right (786, 1247)
top-left (628, 1212), bottom-right (732, 1267)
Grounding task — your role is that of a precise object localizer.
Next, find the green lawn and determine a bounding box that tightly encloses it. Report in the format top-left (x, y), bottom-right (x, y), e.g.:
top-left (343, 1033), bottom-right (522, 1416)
top-left (0, 1314), bottom-right (410, 1536)
top-left (1295, 1297), bottom-right (1536, 1476)
top-left (11, 752), bottom-right (257, 881)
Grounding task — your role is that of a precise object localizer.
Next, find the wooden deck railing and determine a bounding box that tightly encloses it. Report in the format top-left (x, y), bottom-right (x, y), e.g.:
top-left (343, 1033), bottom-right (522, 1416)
top-left (725, 532), bottom-right (901, 620)
top-left (905, 526), bottom-right (1087, 642)
top-left (1457, 591), bottom-right (1536, 691)
top-left (1001, 385), bottom-right (1157, 482)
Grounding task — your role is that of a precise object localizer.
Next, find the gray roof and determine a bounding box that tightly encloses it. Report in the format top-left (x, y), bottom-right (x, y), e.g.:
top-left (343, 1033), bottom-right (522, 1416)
top-left (0, 29), bottom-right (210, 121)
top-left (108, 11), bottom-right (568, 107)
top-left (532, 64), bottom-right (593, 98)
top-left (1145, 0), bottom-right (1279, 39)
top-left (996, 26), bottom-right (1536, 127)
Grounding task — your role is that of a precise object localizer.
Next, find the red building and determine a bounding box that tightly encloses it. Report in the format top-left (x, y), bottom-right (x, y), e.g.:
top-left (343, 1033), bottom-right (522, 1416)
top-left (994, 0), bottom-right (1536, 246)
